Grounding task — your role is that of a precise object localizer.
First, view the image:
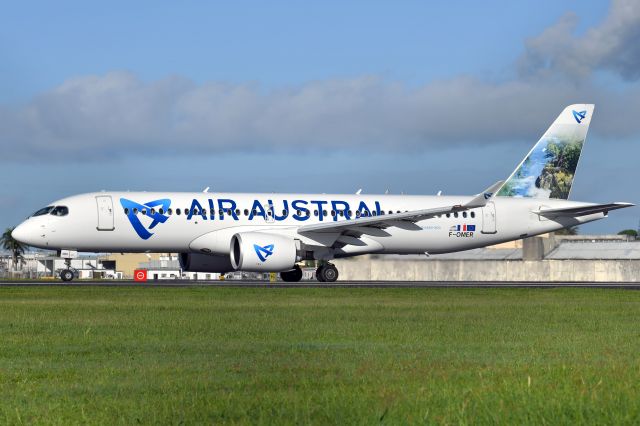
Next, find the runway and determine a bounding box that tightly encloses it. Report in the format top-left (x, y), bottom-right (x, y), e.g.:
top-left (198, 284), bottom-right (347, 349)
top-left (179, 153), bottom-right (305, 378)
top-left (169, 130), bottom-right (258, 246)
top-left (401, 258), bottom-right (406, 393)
top-left (1, 280), bottom-right (640, 288)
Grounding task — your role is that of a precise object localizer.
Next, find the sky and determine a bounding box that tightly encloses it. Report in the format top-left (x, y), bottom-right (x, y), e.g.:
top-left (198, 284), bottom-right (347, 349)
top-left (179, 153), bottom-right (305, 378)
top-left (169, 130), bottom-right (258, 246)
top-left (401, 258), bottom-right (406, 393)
top-left (1, 0), bottom-right (639, 234)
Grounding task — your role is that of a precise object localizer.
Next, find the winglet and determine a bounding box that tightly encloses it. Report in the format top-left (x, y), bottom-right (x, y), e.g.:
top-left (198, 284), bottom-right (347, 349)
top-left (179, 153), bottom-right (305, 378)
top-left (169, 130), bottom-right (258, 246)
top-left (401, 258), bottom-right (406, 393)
top-left (464, 181), bottom-right (504, 208)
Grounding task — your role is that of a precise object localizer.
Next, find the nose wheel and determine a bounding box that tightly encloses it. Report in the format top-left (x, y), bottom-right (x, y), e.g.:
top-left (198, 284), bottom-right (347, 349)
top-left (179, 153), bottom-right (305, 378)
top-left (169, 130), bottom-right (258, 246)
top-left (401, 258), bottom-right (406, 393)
top-left (60, 269), bottom-right (75, 282)
top-left (316, 263), bottom-right (339, 282)
top-left (59, 256), bottom-right (76, 282)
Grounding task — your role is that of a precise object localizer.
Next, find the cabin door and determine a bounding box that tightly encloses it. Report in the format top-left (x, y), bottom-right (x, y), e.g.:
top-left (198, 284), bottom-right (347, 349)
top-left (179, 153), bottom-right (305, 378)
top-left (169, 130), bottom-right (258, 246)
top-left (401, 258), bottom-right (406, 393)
top-left (481, 202), bottom-right (497, 234)
top-left (96, 195), bottom-right (115, 231)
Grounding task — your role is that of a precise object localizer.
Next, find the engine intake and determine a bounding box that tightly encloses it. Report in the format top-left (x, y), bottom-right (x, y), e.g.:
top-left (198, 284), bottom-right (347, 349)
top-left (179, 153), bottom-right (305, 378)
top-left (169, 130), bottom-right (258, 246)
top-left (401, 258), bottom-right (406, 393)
top-left (230, 232), bottom-right (298, 272)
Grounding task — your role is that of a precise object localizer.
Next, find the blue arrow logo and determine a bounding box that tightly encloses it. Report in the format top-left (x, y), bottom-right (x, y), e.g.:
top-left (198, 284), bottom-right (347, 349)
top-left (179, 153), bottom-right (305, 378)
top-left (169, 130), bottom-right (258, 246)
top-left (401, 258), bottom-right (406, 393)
top-left (253, 244), bottom-right (274, 262)
top-left (572, 110), bottom-right (587, 124)
top-left (120, 198), bottom-right (171, 240)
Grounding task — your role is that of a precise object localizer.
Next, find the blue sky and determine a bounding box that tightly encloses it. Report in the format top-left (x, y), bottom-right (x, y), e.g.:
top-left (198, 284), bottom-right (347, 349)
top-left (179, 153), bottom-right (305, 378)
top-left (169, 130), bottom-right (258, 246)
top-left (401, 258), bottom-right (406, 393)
top-left (1, 0), bottom-right (639, 234)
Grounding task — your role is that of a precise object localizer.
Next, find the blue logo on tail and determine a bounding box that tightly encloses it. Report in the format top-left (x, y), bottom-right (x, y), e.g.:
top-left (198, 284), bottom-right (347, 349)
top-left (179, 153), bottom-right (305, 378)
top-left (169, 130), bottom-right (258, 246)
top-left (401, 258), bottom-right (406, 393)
top-left (120, 198), bottom-right (171, 240)
top-left (253, 244), bottom-right (274, 262)
top-left (572, 110), bottom-right (587, 124)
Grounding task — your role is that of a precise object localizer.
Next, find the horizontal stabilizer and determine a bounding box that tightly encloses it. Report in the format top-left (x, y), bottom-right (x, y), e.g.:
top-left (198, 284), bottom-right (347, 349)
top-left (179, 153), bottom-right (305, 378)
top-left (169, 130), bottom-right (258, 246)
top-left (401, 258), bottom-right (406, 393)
top-left (535, 202), bottom-right (634, 218)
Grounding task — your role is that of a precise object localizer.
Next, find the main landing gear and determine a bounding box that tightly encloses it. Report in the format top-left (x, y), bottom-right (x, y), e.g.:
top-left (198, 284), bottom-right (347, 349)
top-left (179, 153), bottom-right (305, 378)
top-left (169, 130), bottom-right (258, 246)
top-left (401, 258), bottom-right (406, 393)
top-left (280, 265), bottom-right (303, 282)
top-left (316, 263), bottom-right (338, 283)
top-left (279, 263), bottom-right (340, 283)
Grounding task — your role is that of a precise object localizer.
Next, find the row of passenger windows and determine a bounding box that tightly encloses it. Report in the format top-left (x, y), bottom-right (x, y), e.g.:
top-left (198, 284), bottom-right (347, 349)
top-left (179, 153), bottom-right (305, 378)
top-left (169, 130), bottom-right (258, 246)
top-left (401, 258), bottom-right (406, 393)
top-left (123, 207), bottom-right (476, 219)
top-left (32, 206), bottom-right (69, 217)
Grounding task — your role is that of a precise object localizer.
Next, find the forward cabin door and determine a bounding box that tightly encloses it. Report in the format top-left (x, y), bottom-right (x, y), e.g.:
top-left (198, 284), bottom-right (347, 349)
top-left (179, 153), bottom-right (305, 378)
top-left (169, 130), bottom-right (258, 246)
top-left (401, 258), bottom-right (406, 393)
top-left (481, 201), bottom-right (497, 234)
top-left (96, 195), bottom-right (115, 231)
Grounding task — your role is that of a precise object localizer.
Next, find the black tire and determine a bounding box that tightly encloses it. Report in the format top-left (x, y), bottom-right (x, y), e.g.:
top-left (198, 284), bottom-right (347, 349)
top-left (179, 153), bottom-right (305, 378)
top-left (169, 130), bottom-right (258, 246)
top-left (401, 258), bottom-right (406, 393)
top-left (322, 264), bottom-right (339, 282)
top-left (60, 269), bottom-right (74, 282)
top-left (280, 265), bottom-right (303, 282)
top-left (315, 265), bottom-right (326, 282)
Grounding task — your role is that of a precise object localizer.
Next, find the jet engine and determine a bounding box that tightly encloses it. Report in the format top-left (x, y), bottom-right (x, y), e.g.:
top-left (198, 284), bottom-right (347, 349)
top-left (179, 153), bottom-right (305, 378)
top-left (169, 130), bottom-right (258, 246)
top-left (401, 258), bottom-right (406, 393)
top-left (179, 252), bottom-right (234, 273)
top-left (230, 232), bottom-right (298, 272)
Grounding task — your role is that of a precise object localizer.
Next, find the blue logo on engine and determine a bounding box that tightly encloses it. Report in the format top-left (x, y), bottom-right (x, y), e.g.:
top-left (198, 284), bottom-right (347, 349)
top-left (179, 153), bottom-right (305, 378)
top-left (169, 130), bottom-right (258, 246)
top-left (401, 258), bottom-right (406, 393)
top-left (120, 198), bottom-right (171, 240)
top-left (572, 110), bottom-right (587, 124)
top-left (253, 244), bottom-right (274, 262)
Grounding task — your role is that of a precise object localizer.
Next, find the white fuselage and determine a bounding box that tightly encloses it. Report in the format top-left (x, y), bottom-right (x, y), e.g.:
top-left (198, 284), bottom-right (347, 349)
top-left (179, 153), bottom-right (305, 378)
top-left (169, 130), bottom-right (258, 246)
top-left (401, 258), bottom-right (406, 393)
top-left (12, 191), bottom-right (603, 257)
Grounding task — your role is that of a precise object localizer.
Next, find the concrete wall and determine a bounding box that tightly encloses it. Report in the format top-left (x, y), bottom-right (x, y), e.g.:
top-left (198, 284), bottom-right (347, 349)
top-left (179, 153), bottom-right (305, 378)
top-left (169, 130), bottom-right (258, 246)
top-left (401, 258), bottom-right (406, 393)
top-left (334, 256), bottom-right (640, 282)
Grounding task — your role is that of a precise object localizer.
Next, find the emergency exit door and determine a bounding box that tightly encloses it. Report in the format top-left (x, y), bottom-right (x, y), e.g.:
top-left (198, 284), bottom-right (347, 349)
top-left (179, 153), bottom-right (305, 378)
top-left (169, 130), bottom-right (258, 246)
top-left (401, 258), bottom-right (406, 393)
top-left (96, 195), bottom-right (115, 231)
top-left (481, 201), bottom-right (497, 234)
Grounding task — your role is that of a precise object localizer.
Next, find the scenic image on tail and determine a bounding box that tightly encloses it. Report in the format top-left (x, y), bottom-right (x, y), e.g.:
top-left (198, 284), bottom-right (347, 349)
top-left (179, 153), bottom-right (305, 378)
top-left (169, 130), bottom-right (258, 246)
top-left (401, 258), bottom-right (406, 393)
top-left (497, 104), bottom-right (594, 199)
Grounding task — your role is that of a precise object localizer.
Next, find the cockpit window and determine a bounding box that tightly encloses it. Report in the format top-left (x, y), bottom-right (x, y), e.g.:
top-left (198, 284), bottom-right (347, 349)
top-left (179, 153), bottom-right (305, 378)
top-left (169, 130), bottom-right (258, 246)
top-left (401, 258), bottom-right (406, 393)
top-left (51, 206), bottom-right (69, 216)
top-left (33, 206), bottom-right (54, 217)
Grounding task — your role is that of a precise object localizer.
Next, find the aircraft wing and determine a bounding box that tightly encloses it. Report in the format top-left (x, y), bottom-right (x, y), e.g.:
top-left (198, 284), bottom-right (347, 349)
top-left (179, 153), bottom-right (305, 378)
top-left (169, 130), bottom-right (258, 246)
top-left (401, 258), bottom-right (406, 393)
top-left (535, 202), bottom-right (634, 218)
top-left (298, 181), bottom-right (503, 234)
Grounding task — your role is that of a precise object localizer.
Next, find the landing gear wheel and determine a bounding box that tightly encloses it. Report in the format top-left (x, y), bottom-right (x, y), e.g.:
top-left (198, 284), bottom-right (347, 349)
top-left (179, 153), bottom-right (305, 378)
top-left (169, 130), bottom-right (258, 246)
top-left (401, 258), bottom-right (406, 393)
top-left (60, 269), bottom-right (74, 282)
top-left (316, 264), bottom-right (338, 283)
top-left (280, 265), bottom-right (303, 282)
top-left (316, 265), bottom-right (326, 282)
top-left (322, 264), bottom-right (339, 282)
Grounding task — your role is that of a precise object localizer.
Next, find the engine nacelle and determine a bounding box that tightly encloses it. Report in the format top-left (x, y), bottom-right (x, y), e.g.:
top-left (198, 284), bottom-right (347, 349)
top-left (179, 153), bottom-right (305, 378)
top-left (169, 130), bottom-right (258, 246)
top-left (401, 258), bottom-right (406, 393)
top-left (230, 232), bottom-right (298, 272)
top-left (179, 252), bottom-right (234, 273)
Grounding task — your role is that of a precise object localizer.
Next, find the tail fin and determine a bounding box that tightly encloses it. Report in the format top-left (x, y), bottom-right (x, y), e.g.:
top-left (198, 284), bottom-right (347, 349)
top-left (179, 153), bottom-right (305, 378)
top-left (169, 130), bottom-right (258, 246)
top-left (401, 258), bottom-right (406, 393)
top-left (497, 104), bottom-right (594, 200)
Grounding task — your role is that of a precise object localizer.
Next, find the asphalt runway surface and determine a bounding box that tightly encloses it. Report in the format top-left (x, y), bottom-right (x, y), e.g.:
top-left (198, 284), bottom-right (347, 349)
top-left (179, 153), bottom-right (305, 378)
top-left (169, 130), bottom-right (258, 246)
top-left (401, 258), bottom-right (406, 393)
top-left (1, 280), bottom-right (640, 288)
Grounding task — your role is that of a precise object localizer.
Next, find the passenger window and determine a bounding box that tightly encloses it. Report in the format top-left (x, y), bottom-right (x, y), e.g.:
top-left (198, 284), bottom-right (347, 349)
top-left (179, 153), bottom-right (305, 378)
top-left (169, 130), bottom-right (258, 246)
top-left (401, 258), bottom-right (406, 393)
top-left (314, 210), bottom-right (318, 216)
top-left (159, 208), bottom-right (164, 215)
top-left (446, 213), bottom-right (450, 218)
top-left (141, 209), bottom-right (147, 216)
top-left (471, 211), bottom-right (475, 218)
top-left (454, 212), bottom-right (458, 218)
top-left (462, 212), bottom-right (467, 218)
top-left (124, 208), bottom-right (129, 215)
top-left (167, 208), bottom-right (173, 215)
top-left (282, 209), bottom-right (287, 216)
top-left (244, 209), bottom-right (249, 216)
top-left (176, 209), bottom-right (181, 216)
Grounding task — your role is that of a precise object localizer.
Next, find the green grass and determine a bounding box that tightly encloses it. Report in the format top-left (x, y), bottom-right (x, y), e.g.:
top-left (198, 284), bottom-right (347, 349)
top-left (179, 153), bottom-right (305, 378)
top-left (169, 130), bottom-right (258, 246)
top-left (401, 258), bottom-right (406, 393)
top-left (1, 287), bottom-right (640, 424)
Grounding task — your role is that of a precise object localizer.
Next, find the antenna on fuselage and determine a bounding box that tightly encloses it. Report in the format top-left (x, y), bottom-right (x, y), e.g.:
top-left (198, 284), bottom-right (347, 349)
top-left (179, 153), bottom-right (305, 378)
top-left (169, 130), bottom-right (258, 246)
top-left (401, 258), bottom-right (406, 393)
top-left (437, 191), bottom-right (442, 196)
top-left (355, 189), bottom-right (362, 195)
top-left (203, 187), bottom-right (210, 193)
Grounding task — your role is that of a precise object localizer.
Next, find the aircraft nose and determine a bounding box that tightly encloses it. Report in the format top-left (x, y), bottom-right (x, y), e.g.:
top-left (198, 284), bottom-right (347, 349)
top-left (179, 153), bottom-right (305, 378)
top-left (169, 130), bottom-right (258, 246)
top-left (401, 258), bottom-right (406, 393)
top-left (12, 222), bottom-right (38, 246)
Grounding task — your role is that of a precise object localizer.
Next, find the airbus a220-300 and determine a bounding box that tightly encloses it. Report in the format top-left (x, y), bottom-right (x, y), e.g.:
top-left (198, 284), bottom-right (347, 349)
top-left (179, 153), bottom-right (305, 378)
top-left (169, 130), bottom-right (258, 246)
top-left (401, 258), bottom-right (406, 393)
top-left (12, 104), bottom-right (633, 282)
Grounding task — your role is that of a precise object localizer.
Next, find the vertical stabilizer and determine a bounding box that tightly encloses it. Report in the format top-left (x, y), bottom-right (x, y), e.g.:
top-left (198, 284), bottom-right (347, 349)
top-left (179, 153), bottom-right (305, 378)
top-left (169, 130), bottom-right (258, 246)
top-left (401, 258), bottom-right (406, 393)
top-left (497, 104), bottom-right (594, 199)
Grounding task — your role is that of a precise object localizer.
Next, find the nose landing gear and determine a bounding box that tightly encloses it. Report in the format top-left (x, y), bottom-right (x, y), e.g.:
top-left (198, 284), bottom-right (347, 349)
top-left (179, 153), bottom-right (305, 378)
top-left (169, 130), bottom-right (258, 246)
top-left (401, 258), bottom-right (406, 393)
top-left (60, 269), bottom-right (75, 282)
top-left (59, 256), bottom-right (76, 282)
top-left (316, 263), bottom-right (339, 282)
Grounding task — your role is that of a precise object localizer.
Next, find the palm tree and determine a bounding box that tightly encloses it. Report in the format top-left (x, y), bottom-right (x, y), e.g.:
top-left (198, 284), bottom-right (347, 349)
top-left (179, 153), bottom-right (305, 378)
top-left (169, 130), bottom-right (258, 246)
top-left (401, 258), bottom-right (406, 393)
top-left (1, 227), bottom-right (26, 271)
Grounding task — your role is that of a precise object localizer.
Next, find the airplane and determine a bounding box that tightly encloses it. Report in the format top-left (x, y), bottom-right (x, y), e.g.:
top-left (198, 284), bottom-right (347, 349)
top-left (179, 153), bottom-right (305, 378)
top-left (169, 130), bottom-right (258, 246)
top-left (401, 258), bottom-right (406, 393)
top-left (11, 104), bottom-right (633, 282)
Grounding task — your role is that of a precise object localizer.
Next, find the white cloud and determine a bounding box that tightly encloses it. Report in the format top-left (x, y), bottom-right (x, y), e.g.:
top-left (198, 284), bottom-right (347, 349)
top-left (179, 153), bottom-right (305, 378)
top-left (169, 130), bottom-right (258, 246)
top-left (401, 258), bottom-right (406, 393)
top-left (518, 0), bottom-right (640, 81)
top-left (2, 1), bottom-right (640, 162)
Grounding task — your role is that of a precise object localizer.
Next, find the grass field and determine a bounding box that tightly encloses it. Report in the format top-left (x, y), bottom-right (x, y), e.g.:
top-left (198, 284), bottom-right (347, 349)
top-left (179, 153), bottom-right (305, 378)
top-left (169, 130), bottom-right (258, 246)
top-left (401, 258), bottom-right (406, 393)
top-left (1, 287), bottom-right (640, 424)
